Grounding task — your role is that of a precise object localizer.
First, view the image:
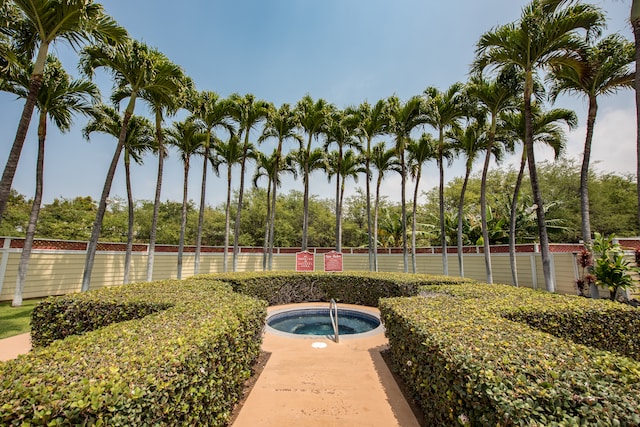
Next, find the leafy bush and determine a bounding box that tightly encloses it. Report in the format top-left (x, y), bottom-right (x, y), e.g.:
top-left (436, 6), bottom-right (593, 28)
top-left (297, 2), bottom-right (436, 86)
top-left (380, 283), bottom-right (640, 426)
top-left (1, 279), bottom-right (267, 426)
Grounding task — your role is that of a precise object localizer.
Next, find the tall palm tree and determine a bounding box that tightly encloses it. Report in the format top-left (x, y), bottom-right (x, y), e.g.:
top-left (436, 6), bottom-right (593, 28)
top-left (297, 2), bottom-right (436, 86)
top-left (475, 0), bottom-right (604, 292)
top-left (252, 149), bottom-right (297, 269)
top-left (210, 134), bottom-right (243, 272)
top-left (125, 59), bottom-right (192, 282)
top-left (79, 39), bottom-right (174, 291)
top-left (295, 95), bottom-right (333, 250)
top-left (188, 91), bottom-right (233, 274)
top-left (0, 0), bottom-right (126, 221)
top-left (447, 119), bottom-right (491, 277)
top-left (83, 105), bottom-right (154, 284)
top-left (501, 104), bottom-right (576, 286)
top-left (258, 103), bottom-right (301, 268)
top-left (467, 71), bottom-right (520, 282)
top-left (165, 119), bottom-right (207, 279)
top-left (406, 133), bottom-right (436, 273)
top-left (631, 0), bottom-right (640, 229)
top-left (348, 100), bottom-right (388, 269)
top-left (323, 110), bottom-right (359, 252)
top-left (423, 83), bottom-right (468, 276)
top-left (549, 33), bottom-right (634, 245)
top-left (3, 55), bottom-right (98, 306)
top-left (371, 142), bottom-right (400, 271)
top-left (228, 93), bottom-right (271, 271)
top-left (385, 95), bottom-right (429, 273)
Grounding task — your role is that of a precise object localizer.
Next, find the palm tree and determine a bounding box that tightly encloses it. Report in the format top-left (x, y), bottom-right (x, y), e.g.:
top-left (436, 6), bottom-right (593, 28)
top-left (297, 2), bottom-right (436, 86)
top-left (3, 56), bottom-right (97, 306)
top-left (385, 95), bottom-right (429, 272)
top-left (188, 91), bottom-right (233, 274)
top-left (423, 83), bottom-right (468, 276)
top-left (210, 134), bottom-right (243, 272)
top-left (475, 0), bottom-right (604, 292)
top-left (501, 104), bottom-right (576, 286)
top-left (631, 1), bottom-right (640, 229)
top-left (252, 149), bottom-right (297, 269)
top-left (79, 39), bottom-right (174, 291)
top-left (406, 133), bottom-right (436, 273)
top-left (323, 110), bottom-right (359, 252)
top-left (447, 119), bottom-right (491, 277)
top-left (258, 103), bottom-right (301, 268)
top-left (371, 142), bottom-right (400, 271)
top-left (83, 105), bottom-right (154, 284)
top-left (228, 93), bottom-right (271, 271)
top-left (165, 119), bottom-right (207, 279)
top-left (348, 100), bottom-right (388, 270)
top-left (0, 0), bottom-right (126, 221)
top-left (467, 71), bottom-right (520, 282)
top-left (295, 95), bottom-right (333, 250)
top-left (549, 33), bottom-right (634, 245)
top-left (128, 58), bottom-right (192, 282)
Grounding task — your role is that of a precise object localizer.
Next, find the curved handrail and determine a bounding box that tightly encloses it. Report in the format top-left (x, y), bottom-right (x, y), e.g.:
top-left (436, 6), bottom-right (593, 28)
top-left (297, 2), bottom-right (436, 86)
top-left (329, 298), bottom-right (339, 343)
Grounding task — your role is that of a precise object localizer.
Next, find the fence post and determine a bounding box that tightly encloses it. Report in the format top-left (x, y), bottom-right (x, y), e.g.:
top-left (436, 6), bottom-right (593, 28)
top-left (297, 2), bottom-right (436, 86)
top-left (530, 254), bottom-right (538, 290)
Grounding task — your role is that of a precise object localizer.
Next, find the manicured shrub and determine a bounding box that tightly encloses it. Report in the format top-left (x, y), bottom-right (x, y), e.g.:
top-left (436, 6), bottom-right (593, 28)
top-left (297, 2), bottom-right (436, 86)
top-left (1, 279), bottom-right (267, 426)
top-left (380, 283), bottom-right (640, 426)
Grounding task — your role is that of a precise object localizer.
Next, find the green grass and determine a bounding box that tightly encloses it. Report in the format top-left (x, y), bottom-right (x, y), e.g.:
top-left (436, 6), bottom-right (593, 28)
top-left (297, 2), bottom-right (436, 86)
top-left (0, 299), bottom-right (42, 339)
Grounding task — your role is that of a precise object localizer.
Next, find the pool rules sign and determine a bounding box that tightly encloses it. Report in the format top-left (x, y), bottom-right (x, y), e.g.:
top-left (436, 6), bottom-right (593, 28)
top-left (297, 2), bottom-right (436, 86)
top-left (295, 251), bottom-right (315, 272)
top-left (323, 251), bottom-right (343, 272)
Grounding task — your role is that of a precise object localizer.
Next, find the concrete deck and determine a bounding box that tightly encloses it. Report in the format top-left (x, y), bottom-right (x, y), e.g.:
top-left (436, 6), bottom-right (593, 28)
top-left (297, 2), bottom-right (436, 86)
top-left (0, 304), bottom-right (419, 426)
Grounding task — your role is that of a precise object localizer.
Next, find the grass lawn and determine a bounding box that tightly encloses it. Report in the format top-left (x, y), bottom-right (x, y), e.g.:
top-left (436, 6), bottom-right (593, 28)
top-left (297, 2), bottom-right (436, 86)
top-left (0, 299), bottom-right (42, 339)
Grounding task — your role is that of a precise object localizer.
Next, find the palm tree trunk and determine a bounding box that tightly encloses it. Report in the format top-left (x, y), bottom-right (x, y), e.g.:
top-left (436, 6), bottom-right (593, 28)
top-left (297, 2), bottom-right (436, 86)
top-left (146, 112), bottom-right (164, 282)
top-left (177, 159), bottom-right (189, 280)
top-left (338, 175), bottom-right (345, 253)
top-left (82, 103), bottom-right (134, 292)
top-left (374, 174), bottom-right (382, 272)
top-left (194, 151), bottom-right (208, 275)
top-left (233, 131), bottom-right (249, 271)
top-left (365, 147), bottom-right (374, 271)
top-left (480, 131), bottom-right (495, 283)
top-left (123, 151), bottom-right (134, 284)
top-left (302, 136), bottom-right (312, 251)
top-left (12, 111), bottom-right (46, 307)
top-left (457, 166), bottom-right (471, 278)
top-left (438, 157), bottom-right (448, 276)
top-left (0, 43), bottom-right (48, 221)
top-left (262, 178), bottom-right (272, 271)
top-left (524, 79), bottom-right (555, 292)
top-left (580, 96), bottom-right (597, 245)
top-left (268, 176), bottom-right (277, 270)
top-left (224, 166), bottom-right (232, 272)
top-left (632, 2), bottom-right (640, 230)
top-left (335, 163), bottom-right (341, 252)
top-left (509, 152), bottom-right (527, 287)
top-left (411, 170), bottom-right (421, 274)
top-left (400, 146), bottom-right (408, 273)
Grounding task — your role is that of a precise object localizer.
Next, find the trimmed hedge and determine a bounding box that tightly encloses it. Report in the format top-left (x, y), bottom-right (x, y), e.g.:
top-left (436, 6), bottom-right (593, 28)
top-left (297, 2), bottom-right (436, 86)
top-left (380, 283), bottom-right (640, 426)
top-left (213, 271), bottom-right (473, 306)
top-left (0, 279), bottom-right (267, 426)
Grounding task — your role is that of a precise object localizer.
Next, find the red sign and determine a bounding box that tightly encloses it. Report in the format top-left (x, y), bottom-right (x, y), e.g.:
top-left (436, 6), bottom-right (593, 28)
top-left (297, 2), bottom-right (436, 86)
top-left (324, 251), bottom-right (343, 272)
top-left (295, 251), bottom-right (315, 272)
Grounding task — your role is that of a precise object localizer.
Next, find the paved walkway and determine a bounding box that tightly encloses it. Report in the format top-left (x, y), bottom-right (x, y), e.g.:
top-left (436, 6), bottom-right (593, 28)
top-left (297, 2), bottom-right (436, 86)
top-left (0, 304), bottom-right (419, 426)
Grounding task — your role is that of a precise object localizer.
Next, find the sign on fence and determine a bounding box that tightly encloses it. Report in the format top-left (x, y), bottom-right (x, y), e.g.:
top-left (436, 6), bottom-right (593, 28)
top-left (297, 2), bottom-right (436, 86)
top-left (295, 251), bottom-right (315, 272)
top-left (324, 251), bottom-right (343, 272)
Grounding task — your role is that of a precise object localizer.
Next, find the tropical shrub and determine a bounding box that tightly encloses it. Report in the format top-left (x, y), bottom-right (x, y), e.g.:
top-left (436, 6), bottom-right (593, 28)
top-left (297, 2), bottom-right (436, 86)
top-left (591, 232), bottom-right (638, 301)
top-left (0, 279), bottom-right (266, 426)
top-left (380, 282), bottom-right (640, 426)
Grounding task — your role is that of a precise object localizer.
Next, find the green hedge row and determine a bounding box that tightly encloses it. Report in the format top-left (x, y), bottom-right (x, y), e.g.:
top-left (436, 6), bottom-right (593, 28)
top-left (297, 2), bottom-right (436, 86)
top-left (380, 283), bottom-right (640, 426)
top-left (0, 279), bottom-right (267, 426)
top-left (213, 271), bottom-right (473, 306)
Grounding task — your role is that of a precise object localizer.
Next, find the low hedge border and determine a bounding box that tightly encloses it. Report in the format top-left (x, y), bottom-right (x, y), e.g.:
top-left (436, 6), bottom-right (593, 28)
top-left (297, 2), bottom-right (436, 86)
top-left (0, 279), bottom-right (267, 426)
top-left (380, 283), bottom-right (640, 426)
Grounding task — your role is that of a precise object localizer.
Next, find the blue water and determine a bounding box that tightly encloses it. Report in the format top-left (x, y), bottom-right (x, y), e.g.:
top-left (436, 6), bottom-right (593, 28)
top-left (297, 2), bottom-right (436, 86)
top-left (267, 308), bottom-right (380, 336)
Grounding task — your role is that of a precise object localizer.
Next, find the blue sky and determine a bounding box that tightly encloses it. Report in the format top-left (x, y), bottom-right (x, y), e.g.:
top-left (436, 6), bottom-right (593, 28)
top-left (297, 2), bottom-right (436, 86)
top-left (0, 0), bottom-right (634, 208)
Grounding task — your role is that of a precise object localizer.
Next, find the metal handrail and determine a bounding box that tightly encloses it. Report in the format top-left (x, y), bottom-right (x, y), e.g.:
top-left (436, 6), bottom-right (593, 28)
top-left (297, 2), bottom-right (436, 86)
top-left (329, 298), bottom-right (339, 343)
